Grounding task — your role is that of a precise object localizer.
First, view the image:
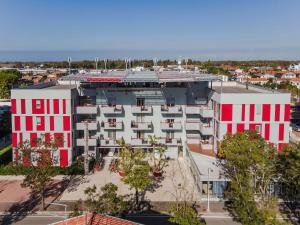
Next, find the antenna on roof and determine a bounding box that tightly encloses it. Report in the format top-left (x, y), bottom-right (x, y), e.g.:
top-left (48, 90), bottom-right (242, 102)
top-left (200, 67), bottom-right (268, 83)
top-left (95, 57), bottom-right (99, 74)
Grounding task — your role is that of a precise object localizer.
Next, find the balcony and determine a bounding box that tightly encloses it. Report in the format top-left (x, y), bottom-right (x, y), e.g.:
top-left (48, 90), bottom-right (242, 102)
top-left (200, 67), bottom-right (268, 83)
top-left (101, 121), bottom-right (123, 130)
top-left (100, 138), bottom-right (118, 147)
top-left (161, 121), bottom-right (182, 131)
top-left (160, 137), bottom-right (182, 145)
top-left (101, 105), bottom-right (123, 115)
top-left (185, 105), bottom-right (201, 114)
top-left (185, 121), bottom-right (201, 131)
top-left (131, 138), bottom-right (149, 146)
top-left (161, 105), bottom-right (182, 114)
top-left (199, 107), bottom-right (213, 118)
top-left (76, 137), bottom-right (97, 146)
top-left (200, 140), bottom-right (213, 150)
top-left (131, 105), bottom-right (152, 114)
top-left (199, 122), bottom-right (213, 135)
top-left (76, 105), bottom-right (97, 114)
top-left (76, 120), bottom-right (98, 130)
top-left (131, 121), bottom-right (152, 131)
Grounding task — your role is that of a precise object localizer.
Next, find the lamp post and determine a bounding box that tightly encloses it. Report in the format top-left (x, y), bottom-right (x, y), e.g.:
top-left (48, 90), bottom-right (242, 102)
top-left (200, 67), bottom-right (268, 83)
top-left (207, 167), bottom-right (213, 212)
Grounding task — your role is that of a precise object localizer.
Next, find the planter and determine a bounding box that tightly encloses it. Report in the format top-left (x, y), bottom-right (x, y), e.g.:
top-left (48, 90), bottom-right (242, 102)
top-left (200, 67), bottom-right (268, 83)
top-left (118, 171), bottom-right (125, 177)
top-left (153, 170), bottom-right (162, 177)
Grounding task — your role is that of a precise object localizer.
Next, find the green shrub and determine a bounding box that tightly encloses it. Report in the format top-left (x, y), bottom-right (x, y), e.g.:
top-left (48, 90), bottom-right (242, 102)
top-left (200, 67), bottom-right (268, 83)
top-left (0, 145), bottom-right (12, 165)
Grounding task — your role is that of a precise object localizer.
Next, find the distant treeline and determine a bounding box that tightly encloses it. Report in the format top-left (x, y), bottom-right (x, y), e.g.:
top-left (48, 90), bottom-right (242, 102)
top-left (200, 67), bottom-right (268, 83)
top-left (0, 59), bottom-right (297, 70)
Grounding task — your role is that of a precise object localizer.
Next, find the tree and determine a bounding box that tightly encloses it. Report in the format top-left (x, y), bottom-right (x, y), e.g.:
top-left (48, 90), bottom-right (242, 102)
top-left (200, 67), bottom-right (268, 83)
top-left (218, 131), bottom-right (282, 225)
top-left (169, 202), bottom-right (204, 225)
top-left (20, 136), bottom-right (59, 210)
top-left (277, 144), bottom-right (300, 222)
top-left (148, 135), bottom-right (167, 174)
top-left (0, 70), bottom-right (22, 99)
top-left (69, 200), bottom-right (83, 218)
top-left (84, 183), bottom-right (127, 216)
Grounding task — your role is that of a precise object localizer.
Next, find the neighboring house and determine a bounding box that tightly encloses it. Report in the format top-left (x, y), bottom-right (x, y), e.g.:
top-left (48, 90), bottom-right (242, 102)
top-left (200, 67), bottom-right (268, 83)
top-left (281, 72), bottom-right (296, 79)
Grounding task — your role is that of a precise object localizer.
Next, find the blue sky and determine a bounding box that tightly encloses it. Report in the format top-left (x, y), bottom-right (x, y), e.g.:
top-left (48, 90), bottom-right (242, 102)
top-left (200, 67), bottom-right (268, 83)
top-left (0, 0), bottom-right (300, 60)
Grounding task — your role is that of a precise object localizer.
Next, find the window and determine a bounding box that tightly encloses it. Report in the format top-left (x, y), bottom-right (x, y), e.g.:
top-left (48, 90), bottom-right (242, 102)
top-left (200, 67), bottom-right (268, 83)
top-left (256, 104), bottom-right (261, 115)
top-left (36, 100), bottom-right (41, 109)
top-left (255, 125), bottom-right (261, 133)
top-left (136, 98), bottom-right (145, 106)
top-left (137, 131), bottom-right (145, 139)
top-left (36, 117), bottom-right (41, 126)
top-left (107, 97), bottom-right (116, 106)
top-left (166, 97), bottom-right (175, 106)
top-left (108, 131), bottom-right (116, 139)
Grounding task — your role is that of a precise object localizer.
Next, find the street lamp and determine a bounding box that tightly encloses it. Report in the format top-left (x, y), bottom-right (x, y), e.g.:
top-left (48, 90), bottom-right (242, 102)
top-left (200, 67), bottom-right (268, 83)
top-left (207, 167), bottom-right (213, 212)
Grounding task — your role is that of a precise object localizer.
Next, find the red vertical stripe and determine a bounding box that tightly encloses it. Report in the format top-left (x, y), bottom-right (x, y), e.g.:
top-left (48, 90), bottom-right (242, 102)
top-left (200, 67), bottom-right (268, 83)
top-left (279, 124), bottom-right (284, 141)
top-left (25, 116), bottom-right (33, 131)
top-left (221, 104), bottom-right (233, 121)
top-left (241, 104), bottom-right (245, 121)
top-left (249, 124), bottom-right (256, 131)
top-left (63, 99), bottom-right (66, 114)
top-left (60, 149), bottom-right (68, 167)
top-left (19, 133), bottom-right (23, 144)
top-left (30, 133), bottom-right (37, 147)
top-left (11, 99), bottom-right (16, 114)
top-left (50, 116), bottom-right (54, 131)
top-left (12, 133), bottom-right (17, 147)
top-left (237, 124), bottom-right (244, 133)
top-left (284, 104), bottom-right (290, 121)
top-left (227, 123), bottom-right (232, 135)
top-left (264, 124), bottom-right (270, 140)
top-left (67, 133), bottom-right (71, 147)
top-left (63, 116), bottom-right (71, 131)
top-left (47, 99), bottom-right (50, 114)
top-left (249, 104), bottom-right (255, 121)
top-left (21, 99), bottom-right (26, 114)
top-left (262, 104), bottom-right (271, 121)
top-left (275, 104), bottom-right (280, 121)
top-left (36, 116), bottom-right (45, 131)
top-left (14, 116), bottom-right (21, 131)
top-left (53, 99), bottom-right (59, 114)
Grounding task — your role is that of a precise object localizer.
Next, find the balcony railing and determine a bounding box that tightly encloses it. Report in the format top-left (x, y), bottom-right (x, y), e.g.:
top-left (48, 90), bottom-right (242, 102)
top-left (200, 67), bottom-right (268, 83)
top-left (76, 105), bottom-right (97, 114)
top-left (76, 137), bottom-right (97, 146)
top-left (161, 105), bottom-right (182, 114)
top-left (185, 121), bottom-right (201, 130)
top-left (131, 105), bottom-right (152, 114)
top-left (100, 138), bottom-right (118, 146)
top-left (199, 106), bottom-right (213, 118)
top-left (131, 121), bottom-right (152, 130)
top-left (76, 120), bottom-right (97, 130)
top-left (101, 105), bottom-right (123, 114)
top-left (131, 137), bottom-right (149, 146)
top-left (160, 137), bottom-right (182, 145)
top-left (199, 122), bottom-right (213, 135)
top-left (185, 105), bottom-right (201, 114)
top-left (161, 121), bottom-right (182, 130)
top-left (101, 121), bottom-right (123, 130)
top-left (185, 105), bottom-right (213, 118)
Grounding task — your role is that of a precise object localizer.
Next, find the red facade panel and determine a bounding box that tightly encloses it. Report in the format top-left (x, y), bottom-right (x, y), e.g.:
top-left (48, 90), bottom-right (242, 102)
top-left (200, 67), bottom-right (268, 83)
top-left (264, 124), bottom-right (270, 141)
top-left (60, 149), bottom-right (68, 167)
top-left (279, 124), bottom-right (284, 141)
top-left (262, 104), bottom-right (271, 121)
top-left (50, 116), bottom-right (54, 131)
top-left (32, 99), bottom-right (45, 114)
top-left (19, 133), bottom-right (23, 144)
top-left (241, 104), bottom-right (245, 121)
top-left (11, 99), bottom-right (16, 114)
top-left (25, 116), bottom-right (33, 131)
top-left (46, 99), bottom-right (50, 114)
top-left (227, 124), bottom-right (232, 135)
top-left (12, 133), bottom-right (17, 147)
top-left (63, 99), bottom-right (66, 114)
top-left (30, 133), bottom-right (37, 147)
top-left (53, 99), bottom-right (60, 114)
top-left (36, 116), bottom-right (45, 131)
top-left (14, 116), bottom-right (21, 131)
top-left (284, 104), bottom-right (290, 121)
top-left (67, 133), bottom-right (71, 147)
top-left (221, 104), bottom-right (233, 121)
top-left (249, 104), bottom-right (255, 121)
top-left (275, 104), bottom-right (280, 121)
top-left (63, 116), bottom-right (71, 131)
top-left (21, 99), bottom-right (26, 114)
top-left (237, 124), bottom-right (244, 133)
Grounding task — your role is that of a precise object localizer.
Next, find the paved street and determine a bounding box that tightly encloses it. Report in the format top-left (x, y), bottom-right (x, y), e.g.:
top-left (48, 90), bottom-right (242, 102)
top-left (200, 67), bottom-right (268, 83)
top-left (0, 214), bottom-right (64, 225)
